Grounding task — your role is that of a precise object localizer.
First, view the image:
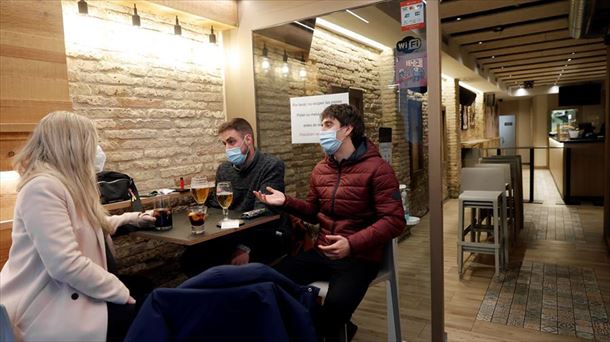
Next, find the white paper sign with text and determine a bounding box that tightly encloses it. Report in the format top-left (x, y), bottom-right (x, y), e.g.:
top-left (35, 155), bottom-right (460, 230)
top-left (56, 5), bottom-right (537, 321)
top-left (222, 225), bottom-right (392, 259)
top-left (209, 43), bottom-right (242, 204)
top-left (290, 93), bottom-right (349, 144)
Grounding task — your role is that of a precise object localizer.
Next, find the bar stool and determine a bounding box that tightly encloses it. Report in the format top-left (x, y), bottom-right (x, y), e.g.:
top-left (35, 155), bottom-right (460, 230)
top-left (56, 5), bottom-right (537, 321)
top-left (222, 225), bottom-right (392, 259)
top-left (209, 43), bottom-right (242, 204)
top-left (475, 163), bottom-right (514, 244)
top-left (458, 167), bottom-right (507, 278)
top-left (310, 238), bottom-right (401, 342)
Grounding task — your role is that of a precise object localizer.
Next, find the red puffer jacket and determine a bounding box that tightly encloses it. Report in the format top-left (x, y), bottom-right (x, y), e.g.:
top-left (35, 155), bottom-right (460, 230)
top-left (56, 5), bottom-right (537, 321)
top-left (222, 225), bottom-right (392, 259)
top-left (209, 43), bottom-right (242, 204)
top-left (284, 139), bottom-right (406, 263)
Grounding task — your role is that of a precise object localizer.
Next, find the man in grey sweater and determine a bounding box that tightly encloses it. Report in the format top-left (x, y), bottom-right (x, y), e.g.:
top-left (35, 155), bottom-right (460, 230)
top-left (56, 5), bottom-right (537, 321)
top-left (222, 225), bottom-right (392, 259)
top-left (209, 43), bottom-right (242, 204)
top-left (182, 118), bottom-right (289, 275)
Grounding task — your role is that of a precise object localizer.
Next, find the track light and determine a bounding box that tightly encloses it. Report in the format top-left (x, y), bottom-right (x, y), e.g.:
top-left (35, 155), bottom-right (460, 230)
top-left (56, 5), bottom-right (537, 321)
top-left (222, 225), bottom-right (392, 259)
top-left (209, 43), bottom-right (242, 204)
top-left (132, 4), bottom-right (140, 26)
top-left (299, 53), bottom-right (307, 79)
top-left (261, 43), bottom-right (270, 71)
top-left (174, 16), bottom-right (182, 35)
top-left (209, 26), bottom-right (217, 44)
top-left (78, 0), bottom-right (88, 14)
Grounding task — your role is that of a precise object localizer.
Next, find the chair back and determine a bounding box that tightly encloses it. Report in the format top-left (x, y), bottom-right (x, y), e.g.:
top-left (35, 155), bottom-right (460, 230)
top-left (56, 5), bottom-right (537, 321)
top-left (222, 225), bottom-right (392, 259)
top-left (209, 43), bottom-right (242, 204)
top-left (475, 163), bottom-right (511, 185)
top-left (460, 167), bottom-right (505, 192)
top-left (372, 238), bottom-right (398, 284)
top-left (0, 304), bottom-right (15, 342)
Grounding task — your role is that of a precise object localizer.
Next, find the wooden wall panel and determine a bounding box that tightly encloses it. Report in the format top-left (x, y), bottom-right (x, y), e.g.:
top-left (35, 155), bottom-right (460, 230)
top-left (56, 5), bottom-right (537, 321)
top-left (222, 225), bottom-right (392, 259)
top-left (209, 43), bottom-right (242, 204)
top-left (0, 0), bottom-right (72, 128)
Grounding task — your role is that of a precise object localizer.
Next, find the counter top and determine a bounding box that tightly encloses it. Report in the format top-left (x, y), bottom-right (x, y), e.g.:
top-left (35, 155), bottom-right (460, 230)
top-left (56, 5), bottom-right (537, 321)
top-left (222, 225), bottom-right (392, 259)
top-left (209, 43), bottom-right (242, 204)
top-left (549, 136), bottom-right (605, 144)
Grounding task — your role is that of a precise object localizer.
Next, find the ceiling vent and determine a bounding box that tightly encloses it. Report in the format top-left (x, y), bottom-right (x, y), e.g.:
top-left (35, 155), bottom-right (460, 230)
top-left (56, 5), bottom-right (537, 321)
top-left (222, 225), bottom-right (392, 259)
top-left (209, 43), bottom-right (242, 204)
top-left (569, 0), bottom-right (610, 39)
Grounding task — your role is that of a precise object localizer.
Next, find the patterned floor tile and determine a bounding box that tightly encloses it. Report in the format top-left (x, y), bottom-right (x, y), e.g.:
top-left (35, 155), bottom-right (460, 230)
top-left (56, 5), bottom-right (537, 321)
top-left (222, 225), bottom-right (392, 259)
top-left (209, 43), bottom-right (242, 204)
top-left (476, 262), bottom-right (609, 340)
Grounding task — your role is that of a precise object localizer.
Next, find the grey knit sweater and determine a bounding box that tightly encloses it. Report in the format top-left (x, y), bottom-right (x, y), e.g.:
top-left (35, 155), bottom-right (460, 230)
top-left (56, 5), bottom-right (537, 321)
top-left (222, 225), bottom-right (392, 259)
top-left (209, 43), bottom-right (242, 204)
top-left (209, 150), bottom-right (285, 212)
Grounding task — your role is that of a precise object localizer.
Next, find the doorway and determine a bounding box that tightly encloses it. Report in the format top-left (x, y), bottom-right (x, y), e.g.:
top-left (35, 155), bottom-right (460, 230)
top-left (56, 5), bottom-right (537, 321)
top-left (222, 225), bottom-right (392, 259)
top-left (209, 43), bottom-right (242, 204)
top-left (499, 114), bottom-right (516, 155)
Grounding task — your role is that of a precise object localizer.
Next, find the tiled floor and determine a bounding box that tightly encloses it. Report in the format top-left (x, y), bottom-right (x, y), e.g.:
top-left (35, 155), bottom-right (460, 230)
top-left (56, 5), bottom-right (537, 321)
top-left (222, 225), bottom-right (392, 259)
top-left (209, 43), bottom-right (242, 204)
top-left (477, 261), bottom-right (609, 340)
top-left (523, 206), bottom-right (585, 242)
top-left (472, 169), bottom-right (609, 341)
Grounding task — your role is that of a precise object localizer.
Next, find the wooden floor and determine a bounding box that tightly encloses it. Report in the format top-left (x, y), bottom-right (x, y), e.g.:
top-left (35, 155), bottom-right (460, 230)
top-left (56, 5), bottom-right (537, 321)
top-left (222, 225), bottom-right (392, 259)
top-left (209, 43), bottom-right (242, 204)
top-left (352, 169), bottom-right (609, 341)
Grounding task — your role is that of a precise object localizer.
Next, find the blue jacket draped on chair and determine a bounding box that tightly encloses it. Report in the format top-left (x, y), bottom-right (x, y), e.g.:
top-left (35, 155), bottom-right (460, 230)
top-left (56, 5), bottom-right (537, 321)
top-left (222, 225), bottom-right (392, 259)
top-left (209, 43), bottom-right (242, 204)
top-left (125, 263), bottom-right (320, 342)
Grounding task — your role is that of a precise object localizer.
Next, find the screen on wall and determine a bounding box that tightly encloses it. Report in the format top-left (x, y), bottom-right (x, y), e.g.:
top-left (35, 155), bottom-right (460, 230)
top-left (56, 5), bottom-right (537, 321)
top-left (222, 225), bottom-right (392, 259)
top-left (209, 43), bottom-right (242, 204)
top-left (558, 83), bottom-right (601, 106)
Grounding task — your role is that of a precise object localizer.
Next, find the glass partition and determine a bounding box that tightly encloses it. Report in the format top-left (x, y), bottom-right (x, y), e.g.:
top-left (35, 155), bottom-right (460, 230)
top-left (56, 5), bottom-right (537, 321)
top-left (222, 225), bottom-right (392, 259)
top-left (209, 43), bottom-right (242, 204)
top-left (252, 1), bottom-right (436, 339)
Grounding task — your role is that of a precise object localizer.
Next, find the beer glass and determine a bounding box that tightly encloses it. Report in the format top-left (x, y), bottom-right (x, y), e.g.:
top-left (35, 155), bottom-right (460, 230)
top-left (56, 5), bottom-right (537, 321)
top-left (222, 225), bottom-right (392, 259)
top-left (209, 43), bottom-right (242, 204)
top-left (153, 195), bottom-right (172, 231)
top-left (216, 181), bottom-right (233, 221)
top-left (190, 175), bottom-right (212, 205)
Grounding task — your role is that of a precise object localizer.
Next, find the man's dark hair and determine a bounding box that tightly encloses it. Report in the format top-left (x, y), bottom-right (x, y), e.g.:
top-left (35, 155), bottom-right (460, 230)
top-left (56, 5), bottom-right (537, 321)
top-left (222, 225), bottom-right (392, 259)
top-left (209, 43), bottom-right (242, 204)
top-left (218, 118), bottom-right (255, 143)
top-left (321, 104), bottom-right (365, 143)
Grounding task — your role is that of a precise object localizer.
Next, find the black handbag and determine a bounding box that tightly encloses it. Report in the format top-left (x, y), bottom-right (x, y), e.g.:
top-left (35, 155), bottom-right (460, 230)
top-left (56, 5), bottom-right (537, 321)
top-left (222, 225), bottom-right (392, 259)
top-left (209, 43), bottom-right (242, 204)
top-left (97, 171), bottom-right (142, 211)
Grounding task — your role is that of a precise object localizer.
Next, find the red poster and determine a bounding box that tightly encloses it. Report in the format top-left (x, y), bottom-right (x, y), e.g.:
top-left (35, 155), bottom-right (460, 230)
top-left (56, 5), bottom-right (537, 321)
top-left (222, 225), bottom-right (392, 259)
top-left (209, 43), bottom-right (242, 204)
top-left (400, 0), bottom-right (425, 31)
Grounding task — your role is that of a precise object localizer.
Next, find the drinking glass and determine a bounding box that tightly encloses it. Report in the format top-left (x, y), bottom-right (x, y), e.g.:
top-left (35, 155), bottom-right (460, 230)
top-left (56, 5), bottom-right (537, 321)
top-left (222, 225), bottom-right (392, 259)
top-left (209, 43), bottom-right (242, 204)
top-left (187, 205), bottom-right (207, 235)
top-left (216, 181), bottom-right (233, 222)
top-left (190, 175), bottom-right (212, 205)
top-left (153, 195), bottom-right (172, 231)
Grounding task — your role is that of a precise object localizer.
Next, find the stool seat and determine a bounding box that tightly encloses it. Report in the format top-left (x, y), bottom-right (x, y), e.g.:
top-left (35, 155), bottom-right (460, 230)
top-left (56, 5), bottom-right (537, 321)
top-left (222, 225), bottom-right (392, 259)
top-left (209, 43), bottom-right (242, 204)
top-left (459, 190), bottom-right (504, 202)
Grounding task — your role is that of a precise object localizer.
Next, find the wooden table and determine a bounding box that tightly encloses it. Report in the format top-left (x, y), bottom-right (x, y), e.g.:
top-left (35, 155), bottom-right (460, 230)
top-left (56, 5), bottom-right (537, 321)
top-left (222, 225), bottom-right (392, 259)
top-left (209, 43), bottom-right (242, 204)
top-left (132, 207), bottom-right (280, 246)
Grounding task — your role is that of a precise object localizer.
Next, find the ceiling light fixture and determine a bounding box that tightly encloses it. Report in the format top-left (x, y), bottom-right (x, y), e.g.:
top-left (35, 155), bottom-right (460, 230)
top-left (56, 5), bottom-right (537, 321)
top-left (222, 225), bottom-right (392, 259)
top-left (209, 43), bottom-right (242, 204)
top-left (478, 41), bottom-right (483, 45)
top-left (281, 49), bottom-right (289, 76)
top-left (456, 17), bottom-right (461, 21)
top-left (174, 16), bottom-right (182, 35)
top-left (209, 26), bottom-right (217, 44)
top-left (77, 0), bottom-right (88, 14)
top-left (299, 53), bottom-right (307, 79)
top-left (293, 21), bottom-right (315, 32)
top-left (571, 52), bottom-right (575, 55)
top-left (131, 4), bottom-right (140, 26)
top-left (491, 56), bottom-right (495, 59)
top-left (493, 26), bottom-right (503, 32)
top-left (261, 43), bottom-right (270, 71)
top-left (315, 18), bottom-right (387, 50)
top-left (345, 9), bottom-right (369, 23)
top-left (567, 58), bottom-right (572, 61)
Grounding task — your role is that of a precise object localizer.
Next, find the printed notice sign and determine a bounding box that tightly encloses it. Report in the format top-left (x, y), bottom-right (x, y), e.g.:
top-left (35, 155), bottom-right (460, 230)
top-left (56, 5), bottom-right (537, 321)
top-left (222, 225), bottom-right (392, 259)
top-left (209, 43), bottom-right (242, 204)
top-left (290, 93), bottom-right (349, 144)
top-left (400, 0), bottom-right (425, 31)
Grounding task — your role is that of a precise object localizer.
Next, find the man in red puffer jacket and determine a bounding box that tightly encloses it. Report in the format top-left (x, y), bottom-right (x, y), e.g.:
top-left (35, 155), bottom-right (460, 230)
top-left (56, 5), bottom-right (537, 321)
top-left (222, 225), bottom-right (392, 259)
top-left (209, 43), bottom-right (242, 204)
top-left (254, 104), bottom-right (405, 342)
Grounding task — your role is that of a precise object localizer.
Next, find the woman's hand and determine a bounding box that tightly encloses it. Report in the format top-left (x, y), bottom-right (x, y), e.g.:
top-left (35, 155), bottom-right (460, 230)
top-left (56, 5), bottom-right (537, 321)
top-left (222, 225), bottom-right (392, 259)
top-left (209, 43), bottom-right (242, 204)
top-left (253, 186), bottom-right (286, 206)
top-left (137, 210), bottom-right (156, 228)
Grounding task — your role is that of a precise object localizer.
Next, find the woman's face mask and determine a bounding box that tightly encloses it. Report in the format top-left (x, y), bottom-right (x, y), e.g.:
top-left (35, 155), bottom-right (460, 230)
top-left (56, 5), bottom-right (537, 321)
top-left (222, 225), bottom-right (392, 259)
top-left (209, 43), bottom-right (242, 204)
top-left (95, 145), bottom-right (106, 173)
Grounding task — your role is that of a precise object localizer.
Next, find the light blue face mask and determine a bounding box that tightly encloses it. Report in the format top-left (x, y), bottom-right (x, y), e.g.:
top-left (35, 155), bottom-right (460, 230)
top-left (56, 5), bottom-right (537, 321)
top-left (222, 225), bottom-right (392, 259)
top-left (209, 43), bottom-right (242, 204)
top-left (319, 129), bottom-right (343, 155)
top-left (226, 140), bottom-right (248, 166)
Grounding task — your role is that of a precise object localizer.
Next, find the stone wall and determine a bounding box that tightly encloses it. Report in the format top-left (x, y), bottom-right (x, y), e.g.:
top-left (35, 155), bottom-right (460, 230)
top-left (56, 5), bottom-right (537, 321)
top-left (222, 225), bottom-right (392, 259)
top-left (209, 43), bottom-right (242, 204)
top-left (62, 1), bottom-right (226, 192)
top-left (442, 77), bottom-right (460, 198)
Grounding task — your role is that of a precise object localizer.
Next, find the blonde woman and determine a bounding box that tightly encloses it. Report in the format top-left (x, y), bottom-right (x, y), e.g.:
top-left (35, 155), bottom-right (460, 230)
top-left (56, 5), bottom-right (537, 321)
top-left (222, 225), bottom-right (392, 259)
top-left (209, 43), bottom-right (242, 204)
top-left (0, 112), bottom-right (154, 341)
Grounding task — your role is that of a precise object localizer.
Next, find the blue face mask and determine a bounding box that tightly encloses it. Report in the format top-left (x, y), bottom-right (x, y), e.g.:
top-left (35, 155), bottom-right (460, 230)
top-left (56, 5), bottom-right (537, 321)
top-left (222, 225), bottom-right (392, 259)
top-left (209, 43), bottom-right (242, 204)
top-left (226, 140), bottom-right (248, 166)
top-left (319, 129), bottom-right (343, 155)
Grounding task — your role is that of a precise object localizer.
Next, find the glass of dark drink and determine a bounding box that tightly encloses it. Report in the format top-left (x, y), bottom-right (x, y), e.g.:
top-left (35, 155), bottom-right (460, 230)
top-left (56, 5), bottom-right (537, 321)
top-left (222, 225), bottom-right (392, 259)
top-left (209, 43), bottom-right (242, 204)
top-left (153, 195), bottom-right (172, 231)
top-left (188, 205), bottom-right (207, 234)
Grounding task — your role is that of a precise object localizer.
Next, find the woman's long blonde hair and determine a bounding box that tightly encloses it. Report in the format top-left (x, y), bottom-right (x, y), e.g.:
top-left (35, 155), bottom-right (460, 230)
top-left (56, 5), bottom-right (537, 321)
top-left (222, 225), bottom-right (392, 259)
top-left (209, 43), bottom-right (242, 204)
top-left (14, 111), bottom-right (110, 232)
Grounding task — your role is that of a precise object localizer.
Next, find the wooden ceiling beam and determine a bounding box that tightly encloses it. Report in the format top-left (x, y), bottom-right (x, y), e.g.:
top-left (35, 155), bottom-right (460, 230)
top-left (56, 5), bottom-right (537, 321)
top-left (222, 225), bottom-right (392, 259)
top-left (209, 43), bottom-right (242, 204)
top-left (495, 61), bottom-right (606, 77)
top-left (451, 18), bottom-right (567, 45)
top-left (477, 44), bottom-right (606, 64)
top-left (462, 30), bottom-right (569, 52)
top-left (470, 39), bottom-right (602, 58)
top-left (442, 1), bottom-right (569, 35)
top-left (536, 77), bottom-right (606, 86)
top-left (482, 49), bottom-right (608, 69)
top-left (509, 74), bottom-right (606, 86)
top-left (501, 69), bottom-right (607, 82)
top-left (488, 56), bottom-right (608, 73)
top-left (440, 0), bottom-right (538, 19)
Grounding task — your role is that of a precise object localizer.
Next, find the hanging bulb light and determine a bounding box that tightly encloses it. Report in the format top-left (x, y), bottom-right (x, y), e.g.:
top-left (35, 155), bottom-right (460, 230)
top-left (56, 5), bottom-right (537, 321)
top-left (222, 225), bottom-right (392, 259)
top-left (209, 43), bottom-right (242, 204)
top-left (281, 49), bottom-right (289, 77)
top-left (77, 0), bottom-right (88, 14)
top-left (132, 4), bottom-right (140, 26)
top-left (299, 53), bottom-right (307, 79)
top-left (209, 26), bottom-right (217, 44)
top-left (261, 43), bottom-right (271, 72)
top-left (174, 16), bottom-right (182, 35)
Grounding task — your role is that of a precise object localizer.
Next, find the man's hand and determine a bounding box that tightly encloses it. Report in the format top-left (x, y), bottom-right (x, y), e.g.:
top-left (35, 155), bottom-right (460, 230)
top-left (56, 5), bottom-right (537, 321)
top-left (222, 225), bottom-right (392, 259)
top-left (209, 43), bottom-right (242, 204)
top-left (230, 248), bottom-right (250, 265)
top-left (318, 235), bottom-right (351, 260)
top-left (253, 187), bottom-right (286, 206)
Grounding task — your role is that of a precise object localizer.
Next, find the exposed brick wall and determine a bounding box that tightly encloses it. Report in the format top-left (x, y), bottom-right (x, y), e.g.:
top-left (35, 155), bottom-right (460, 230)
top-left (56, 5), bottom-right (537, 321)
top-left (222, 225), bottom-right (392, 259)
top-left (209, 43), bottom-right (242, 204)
top-left (61, 1), bottom-right (228, 285)
top-left (62, 1), bottom-right (226, 193)
top-left (442, 77), bottom-right (461, 198)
